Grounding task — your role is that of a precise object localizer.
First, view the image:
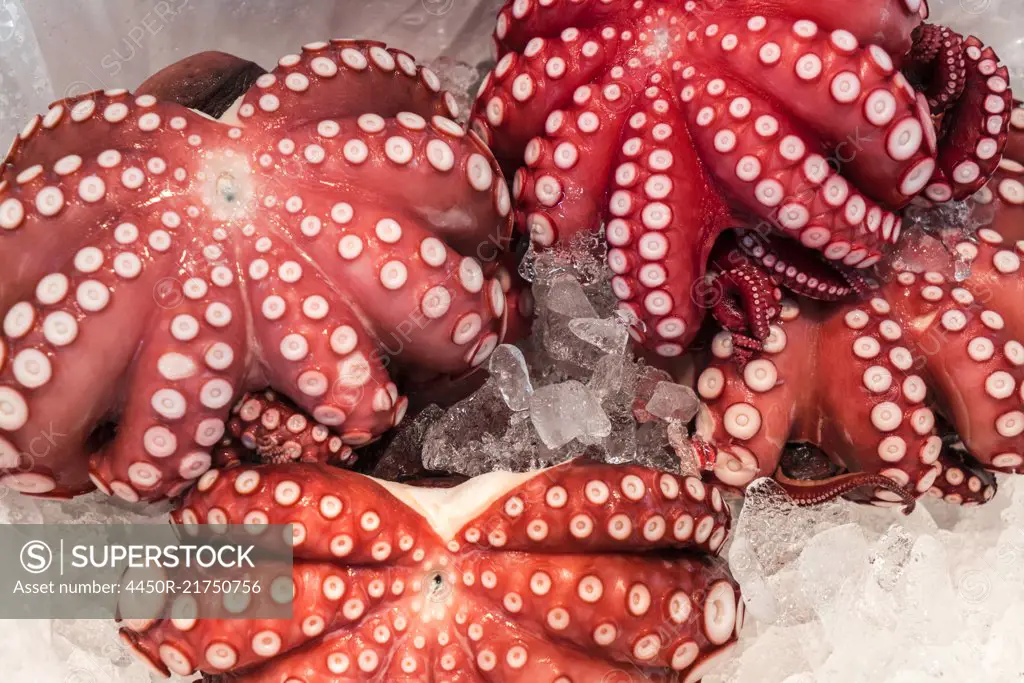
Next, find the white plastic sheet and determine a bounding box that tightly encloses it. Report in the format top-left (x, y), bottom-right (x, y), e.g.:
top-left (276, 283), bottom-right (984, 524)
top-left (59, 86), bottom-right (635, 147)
top-left (0, 0), bottom-right (505, 141)
top-left (0, 0), bottom-right (1020, 141)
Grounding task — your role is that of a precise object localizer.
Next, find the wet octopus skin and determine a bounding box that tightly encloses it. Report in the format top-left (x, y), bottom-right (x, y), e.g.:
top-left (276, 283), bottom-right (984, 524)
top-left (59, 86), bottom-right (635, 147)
top-left (470, 0), bottom-right (1013, 357)
top-left (119, 459), bottom-right (741, 682)
top-left (692, 105), bottom-right (1024, 508)
top-left (0, 40), bottom-right (516, 501)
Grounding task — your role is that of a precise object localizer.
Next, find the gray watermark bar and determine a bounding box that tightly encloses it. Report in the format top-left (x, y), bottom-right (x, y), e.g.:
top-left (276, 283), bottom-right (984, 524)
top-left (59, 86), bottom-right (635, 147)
top-left (0, 524), bottom-right (294, 619)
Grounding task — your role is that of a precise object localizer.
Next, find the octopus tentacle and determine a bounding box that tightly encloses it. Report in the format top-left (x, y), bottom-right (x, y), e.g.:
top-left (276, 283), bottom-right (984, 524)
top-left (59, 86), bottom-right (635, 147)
top-left (472, 25), bottom-right (620, 162)
top-left (89, 265), bottom-right (250, 501)
top-left (680, 14), bottom-right (934, 212)
top-left (696, 314), bottom-right (801, 491)
top-left (0, 92), bottom-right (186, 313)
top-left (696, 296), bottom-right (948, 506)
top-left (513, 80), bottom-right (638, 249)
top-left (916, 429), bottom-right (996, 505)
top-left (730, 0), bottom-right (928, 58)
top-left (907, 24), bottom-right (966, 115)
top-left (840, 267), bottom-right (877, 298)
top-left (239, 40), bottom-right (459, 127)
top-left (119, 460), bottom-right (740, 680)
top-left (605, 83), bottom-right (732, 355)
top-left (238, 234), bottom-right (402, 442)
top-left (677, 65), bottom-right (904, 266)
top-left (493, 1), bottom-right (635, 54)
top-left (923, 36), bottom-right (1013, 202)
top-left (885, 243), bottom-right (1024, 473)
top-left (215, 390), bottom-right (354, 467)
top-left (774, 470), bottom-right (917, 513)
top-left (242, 57), bottom-right (511, 259)
top-left (709, 262), bottom-right (779, 344)
top-left (731, 230), bottom-right (856, 301)
top-left (1006, 105), bottom-right (1024, 160)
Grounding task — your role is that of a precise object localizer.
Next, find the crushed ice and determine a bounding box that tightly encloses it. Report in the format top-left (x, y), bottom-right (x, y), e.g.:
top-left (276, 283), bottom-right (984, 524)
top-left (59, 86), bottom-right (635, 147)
top-left (0, 491), bottom-right (171, 682)
top-left (413, 245), bottom-right (700, 477)
top-left (887, 199), bottom-right (980, 282)
top-left (704, 476), bottom-right (1024, 683)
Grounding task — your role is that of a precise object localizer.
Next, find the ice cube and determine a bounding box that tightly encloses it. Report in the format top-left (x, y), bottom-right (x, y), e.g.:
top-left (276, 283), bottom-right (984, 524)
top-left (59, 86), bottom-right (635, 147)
top-left (633, 365), bottom-right (674, 422)
top-left (545, 273), bottom-right (597, 319)
top-left (596, 418), bottom-right (638, 465)
top-left (667, 421), bottom-right (703, 477)
top-left (587, 354), bottom-right (636, 402)
top-left (796, 523), bottom-right (870, 608)
top-left (870, 522), bottom-right (924, 593)
top-left (529, 380), bottom-right (611, 448)
top-left (646, 381), bottom-right (700, 422)
top-left (488, 344), bottom-right (534, 411)
top-left (568, 317), bottom-right (629, 354)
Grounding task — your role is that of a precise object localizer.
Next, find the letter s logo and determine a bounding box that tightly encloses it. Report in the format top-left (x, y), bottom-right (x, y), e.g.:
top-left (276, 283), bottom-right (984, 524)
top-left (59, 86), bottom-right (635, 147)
top-left (20, 540), bottom-right (53, 574)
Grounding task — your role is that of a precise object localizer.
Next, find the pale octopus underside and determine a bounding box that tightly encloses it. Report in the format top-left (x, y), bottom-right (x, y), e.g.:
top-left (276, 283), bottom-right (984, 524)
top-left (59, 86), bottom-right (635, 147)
top-left (0, 40), bottom-right (517, 501)
top-left (120, 460), bottom-right (741, 682)
top-left (472, 0), bottom-right (1012, 356)
top-left (695, 105), bottom-right (1024, 507)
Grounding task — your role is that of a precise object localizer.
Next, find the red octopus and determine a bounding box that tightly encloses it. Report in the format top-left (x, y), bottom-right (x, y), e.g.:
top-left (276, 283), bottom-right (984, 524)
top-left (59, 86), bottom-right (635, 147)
top-left (471, 0), bottom-right (1013, 357)
top-left (119, 459), bottom-right (741, 682)
top-left (693, 104), bottom-right (1024, 508)
top-left (0, 41), bottom-right (517, 501)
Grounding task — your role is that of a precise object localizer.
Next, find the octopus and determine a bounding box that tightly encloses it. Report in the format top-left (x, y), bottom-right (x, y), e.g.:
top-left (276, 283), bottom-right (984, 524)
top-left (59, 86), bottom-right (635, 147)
top-left (471, 0), bottom-right (1013, 357)
top-left (693, 103), bottom-right (1024, 508)
top-left (0, 40), bottom-right (518, 501)
top-left (119, 459), bottom-right (741, 682)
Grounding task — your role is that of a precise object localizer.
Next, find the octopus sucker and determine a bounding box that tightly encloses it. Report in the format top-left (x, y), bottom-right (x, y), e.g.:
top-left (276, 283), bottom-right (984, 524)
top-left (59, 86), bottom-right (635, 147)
top-left (0, 40), bottom-right (523, 501)
top-left (474, 0), bottom-right (1011, 352)
top-left (696, 109), bottom-right (1024, 507)
top-left (119, 459), bottom-right (739, 681)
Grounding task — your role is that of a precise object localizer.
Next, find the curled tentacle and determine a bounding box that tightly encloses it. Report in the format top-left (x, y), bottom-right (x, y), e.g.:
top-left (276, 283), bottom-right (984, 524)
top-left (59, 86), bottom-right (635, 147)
top-left (840, 268), bottom-right (878, 298)
top-left (907, 23), bottom-right (966, 115)
top-left (921, 35), bottom-right (1013, 202)
top-left (774, 470), bottom-right (917, 513)
top-left (708, 258), bottom-right (781, 343)
top-left (732, 230), bottom-right (863, 301)
top-left (213, 390), bottom-right (356, 468)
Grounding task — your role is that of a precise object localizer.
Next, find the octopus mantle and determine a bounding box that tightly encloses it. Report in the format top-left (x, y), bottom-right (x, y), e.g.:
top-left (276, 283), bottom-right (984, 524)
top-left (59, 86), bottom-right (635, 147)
top-left (120, 460), bottom-right (740, 682)
top-left (0, 41), bottom-right (516, 501)
top-left (472, 0), bottom-right (1012, 355)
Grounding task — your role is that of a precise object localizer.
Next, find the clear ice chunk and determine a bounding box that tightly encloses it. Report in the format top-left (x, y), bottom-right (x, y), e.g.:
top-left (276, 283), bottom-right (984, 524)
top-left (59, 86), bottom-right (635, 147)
top-left (633, 365), bottom-right (674, 423)
top-left (634, 420), bottom-right (682, 473)
top-left (488, 344), bottom-right (534, 411)
top-left (569, 317), bottom-right (629, 355)
top-left (646, 381), bottom-right (700, 422)
top-left (529, 380), bottom-right (611, 448)
top-left (587, 354), bottom-right (636, 401)
top-left (545, 273), bottom-right (598, 319)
